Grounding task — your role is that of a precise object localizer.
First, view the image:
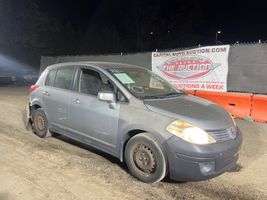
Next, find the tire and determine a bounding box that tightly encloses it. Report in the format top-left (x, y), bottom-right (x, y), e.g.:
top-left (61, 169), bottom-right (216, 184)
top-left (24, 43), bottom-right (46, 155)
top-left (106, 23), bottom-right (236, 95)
top-left (32, 108), bottom-right (52, 138)
top-left (125, 132), bottom-right (167, 183)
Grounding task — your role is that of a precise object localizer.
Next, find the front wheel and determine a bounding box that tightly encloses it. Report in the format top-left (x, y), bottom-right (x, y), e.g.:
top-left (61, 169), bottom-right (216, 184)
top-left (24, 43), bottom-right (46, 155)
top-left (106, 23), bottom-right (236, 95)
top-left (125, 133), bottom-right (167, 183)
top-left (32, 108), bottom-right (52, 138)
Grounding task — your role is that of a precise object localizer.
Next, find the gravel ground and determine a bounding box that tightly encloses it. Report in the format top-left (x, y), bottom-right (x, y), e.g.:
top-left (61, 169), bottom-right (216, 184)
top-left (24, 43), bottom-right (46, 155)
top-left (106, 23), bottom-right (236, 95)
top-left (0, 86), bottom-right (267, 200)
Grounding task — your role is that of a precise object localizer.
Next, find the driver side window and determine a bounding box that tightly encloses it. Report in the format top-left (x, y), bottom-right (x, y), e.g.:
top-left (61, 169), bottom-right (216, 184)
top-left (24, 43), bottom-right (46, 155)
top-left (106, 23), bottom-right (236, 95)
top-left (77, 68), bottom-right (114, 96)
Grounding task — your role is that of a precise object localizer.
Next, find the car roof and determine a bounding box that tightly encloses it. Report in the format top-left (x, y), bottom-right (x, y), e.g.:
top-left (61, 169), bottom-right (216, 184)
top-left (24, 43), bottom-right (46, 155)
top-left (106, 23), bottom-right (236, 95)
top-left (46, 61), bottom-right (147, 71)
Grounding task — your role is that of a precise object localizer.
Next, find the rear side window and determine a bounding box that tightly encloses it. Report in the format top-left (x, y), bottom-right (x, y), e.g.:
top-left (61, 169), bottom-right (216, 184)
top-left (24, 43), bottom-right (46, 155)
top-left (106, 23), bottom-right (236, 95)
top-left (45, 69), bottom-right (57, 86)
top-left (54, 66), bottom-right (75, 90)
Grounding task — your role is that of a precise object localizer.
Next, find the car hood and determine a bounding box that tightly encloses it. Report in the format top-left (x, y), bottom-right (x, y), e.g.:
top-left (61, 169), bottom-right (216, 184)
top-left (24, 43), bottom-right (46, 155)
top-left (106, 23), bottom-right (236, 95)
top-left (144, 94), bottom-right (235, 130)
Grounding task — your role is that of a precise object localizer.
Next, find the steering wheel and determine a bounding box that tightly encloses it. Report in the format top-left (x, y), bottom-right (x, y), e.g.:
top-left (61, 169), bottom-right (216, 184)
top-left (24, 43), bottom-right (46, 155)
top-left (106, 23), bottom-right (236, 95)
top-left (130, 85), bottom-right (145, 94)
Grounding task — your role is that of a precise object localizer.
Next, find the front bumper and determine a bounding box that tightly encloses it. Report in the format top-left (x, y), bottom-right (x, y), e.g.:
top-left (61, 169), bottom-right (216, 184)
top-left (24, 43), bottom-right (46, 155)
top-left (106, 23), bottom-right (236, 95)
top-left (163, 128), bottom-right (242, 181)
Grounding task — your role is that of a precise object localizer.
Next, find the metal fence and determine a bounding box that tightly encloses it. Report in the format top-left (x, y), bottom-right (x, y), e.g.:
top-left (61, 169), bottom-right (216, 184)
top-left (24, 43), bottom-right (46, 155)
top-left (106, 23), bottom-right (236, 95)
top-left (40, 43), bottom-right (267, 94)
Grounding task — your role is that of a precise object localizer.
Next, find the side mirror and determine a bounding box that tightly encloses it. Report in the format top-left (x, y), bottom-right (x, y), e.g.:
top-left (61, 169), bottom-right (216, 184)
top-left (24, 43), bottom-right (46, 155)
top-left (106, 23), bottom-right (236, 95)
top-left (98, 91), bottom-right (116, 104)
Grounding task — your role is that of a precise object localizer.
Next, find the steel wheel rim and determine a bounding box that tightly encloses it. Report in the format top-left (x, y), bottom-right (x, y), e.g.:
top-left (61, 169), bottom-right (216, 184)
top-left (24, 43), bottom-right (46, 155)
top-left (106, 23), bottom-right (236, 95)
top-left (133, 143), bottom-right (157, 174)
top-left (36, 114), bottom-right (45, 131)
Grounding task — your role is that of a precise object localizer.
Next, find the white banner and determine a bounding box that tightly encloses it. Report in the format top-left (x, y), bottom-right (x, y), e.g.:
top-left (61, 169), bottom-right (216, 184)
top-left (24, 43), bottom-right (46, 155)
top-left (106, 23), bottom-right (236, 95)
top-left (152, 45), bottom-right (230, 92)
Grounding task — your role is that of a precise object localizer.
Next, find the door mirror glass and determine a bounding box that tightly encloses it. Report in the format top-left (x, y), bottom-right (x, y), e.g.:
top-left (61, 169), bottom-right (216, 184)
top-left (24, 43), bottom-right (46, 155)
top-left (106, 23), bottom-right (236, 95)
top-left (98, 91), bottom-right (116, 103)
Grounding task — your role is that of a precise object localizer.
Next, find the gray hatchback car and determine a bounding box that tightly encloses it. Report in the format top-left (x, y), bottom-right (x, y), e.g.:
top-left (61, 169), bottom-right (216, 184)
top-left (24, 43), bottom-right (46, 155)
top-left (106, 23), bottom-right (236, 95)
top-left (28, 62), bottom-right (242, 183)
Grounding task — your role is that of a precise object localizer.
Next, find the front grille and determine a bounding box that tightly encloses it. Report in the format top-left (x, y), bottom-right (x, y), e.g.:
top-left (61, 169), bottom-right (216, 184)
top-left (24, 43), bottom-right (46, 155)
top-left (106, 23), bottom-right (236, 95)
top-left (208, 127), bottom-right (237, 142)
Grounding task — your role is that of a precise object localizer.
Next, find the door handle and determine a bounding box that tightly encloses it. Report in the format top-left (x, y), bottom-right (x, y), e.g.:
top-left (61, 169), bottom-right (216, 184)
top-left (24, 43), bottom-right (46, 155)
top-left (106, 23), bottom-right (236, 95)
top-left (72, 98), bottom-right (80, 104)
top-left (42, 91), bottom-right (50, 96)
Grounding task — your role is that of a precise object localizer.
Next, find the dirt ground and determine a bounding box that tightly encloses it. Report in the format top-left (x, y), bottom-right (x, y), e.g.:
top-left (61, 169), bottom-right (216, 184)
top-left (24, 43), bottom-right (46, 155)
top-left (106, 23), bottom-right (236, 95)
top-left (0, 86), bottom-right (266, 200)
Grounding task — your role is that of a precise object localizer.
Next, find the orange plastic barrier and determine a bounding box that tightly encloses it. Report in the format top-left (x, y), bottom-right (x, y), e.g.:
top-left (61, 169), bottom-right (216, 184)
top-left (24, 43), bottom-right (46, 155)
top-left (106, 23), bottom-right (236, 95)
top-left (251, 95), bottom-right (267, 122)
top-left (183, 90), bottom-right (196, 95)
top-left (195, 91), bottom-right (253, 119)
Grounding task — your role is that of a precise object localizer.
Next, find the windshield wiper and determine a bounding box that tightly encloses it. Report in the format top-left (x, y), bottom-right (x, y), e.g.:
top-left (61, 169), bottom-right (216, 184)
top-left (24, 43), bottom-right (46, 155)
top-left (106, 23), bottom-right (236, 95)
top-left (164, 92), bottom-right (180, 97)
top-left (144, 92), bottom-right (182, 99)
top-left (143, 95), bottom-right (163, 99)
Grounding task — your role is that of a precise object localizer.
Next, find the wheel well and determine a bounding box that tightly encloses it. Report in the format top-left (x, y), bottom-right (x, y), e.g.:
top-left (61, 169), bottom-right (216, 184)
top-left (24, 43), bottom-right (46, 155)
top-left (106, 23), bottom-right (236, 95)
top-left (128, 129), bottom-right (145, 138)
top-left (30, 104), bottom-right (41, 118)
top-left (121, 129), bottom-right (145, 162)
top-left (31, 104), bottom-right (41, 111)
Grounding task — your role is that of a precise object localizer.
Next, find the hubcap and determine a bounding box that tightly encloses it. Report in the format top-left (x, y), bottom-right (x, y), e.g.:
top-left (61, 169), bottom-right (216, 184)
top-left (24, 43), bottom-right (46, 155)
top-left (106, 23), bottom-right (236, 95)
top-left (133, 144), bottom-right (156, 174)
top-left (36, 114), bottom-right (45, 131)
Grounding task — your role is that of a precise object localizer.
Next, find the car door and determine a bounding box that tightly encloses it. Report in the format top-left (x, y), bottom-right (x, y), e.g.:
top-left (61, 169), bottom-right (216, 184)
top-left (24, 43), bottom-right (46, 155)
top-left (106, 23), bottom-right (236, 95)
top-left (68, 67), bottom-right (121, 151)
top-left (42, 66), bottom-right (76, 132)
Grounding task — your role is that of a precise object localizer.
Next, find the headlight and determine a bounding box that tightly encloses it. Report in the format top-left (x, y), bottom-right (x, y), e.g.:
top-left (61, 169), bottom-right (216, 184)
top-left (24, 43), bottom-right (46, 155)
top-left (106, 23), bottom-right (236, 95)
top-left (166, 120), bottom-right (216, 145)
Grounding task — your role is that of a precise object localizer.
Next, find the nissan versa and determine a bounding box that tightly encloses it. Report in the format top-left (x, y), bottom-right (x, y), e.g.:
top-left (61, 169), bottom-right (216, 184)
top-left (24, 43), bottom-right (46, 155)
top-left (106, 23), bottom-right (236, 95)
top-left (27, 62), bottom-right (242, 183)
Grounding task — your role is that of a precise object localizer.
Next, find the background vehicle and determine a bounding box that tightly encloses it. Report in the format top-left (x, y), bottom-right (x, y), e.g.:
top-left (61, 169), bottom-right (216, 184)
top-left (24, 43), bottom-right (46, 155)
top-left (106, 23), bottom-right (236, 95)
top-left (23, 70), bottom-right (39, 84)
top-left (28, 62), bottom-right (242, 183)
top-left (0, 69), bottom-right (16, 85)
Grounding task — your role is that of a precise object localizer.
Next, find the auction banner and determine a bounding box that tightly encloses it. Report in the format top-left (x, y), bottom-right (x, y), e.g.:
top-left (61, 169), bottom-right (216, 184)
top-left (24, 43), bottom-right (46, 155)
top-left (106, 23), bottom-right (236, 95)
top-left (152, 45), bottom-right (230, 92)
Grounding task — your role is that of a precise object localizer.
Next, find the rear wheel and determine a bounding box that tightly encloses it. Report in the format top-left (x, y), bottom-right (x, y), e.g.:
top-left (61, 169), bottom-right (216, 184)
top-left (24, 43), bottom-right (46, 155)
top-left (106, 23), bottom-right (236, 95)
top-left (32, 108), bottom-right (51, 138)
top-left (125, 132), bottom-right (167, 183)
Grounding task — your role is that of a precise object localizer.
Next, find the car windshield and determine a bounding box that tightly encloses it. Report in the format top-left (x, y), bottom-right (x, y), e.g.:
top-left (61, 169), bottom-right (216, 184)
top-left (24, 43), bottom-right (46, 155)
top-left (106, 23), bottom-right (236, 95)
top-left (108, 67), bottom-right (183, 99)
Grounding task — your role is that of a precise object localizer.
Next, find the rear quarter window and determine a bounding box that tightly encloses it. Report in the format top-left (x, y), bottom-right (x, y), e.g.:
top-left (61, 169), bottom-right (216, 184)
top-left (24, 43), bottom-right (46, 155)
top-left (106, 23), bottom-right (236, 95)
top-left (45, 69), bottom-right (57, 86)
top-left (54, 66), bottom-right (75, 90)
